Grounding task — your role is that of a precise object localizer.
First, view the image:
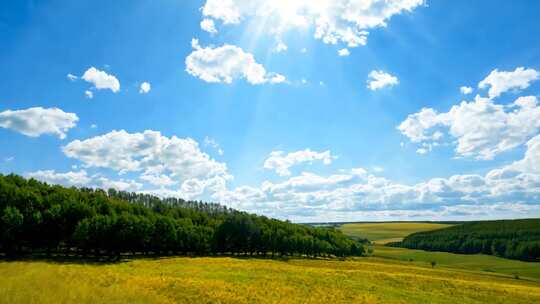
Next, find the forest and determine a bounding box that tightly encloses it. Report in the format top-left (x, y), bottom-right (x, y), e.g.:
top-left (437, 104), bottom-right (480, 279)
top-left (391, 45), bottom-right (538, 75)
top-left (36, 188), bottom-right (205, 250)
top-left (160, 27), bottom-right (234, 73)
top-left (391, 219), bottom-right (540, 261)
top-left (0, 174), bottom-right (364, 259)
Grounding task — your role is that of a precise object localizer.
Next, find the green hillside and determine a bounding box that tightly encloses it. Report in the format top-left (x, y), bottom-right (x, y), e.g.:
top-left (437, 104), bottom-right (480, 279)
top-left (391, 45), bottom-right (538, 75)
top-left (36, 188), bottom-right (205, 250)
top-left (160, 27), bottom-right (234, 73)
top-left (394, 219), bottom-right (540, 261)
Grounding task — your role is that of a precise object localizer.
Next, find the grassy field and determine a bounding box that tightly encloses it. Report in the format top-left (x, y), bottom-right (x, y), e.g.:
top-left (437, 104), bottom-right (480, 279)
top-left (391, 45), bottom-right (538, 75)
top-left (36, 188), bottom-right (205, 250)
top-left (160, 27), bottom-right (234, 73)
top-left (339, 222), bottom-right (453, 244)
top-left (1, 256), bottom-right (540, 304)
top-left (2, 222), bottom-right (539, 303)
top-left (338, 221), bottom-right (540, 281)
top-left (373, 246), bottom-right (540, 281)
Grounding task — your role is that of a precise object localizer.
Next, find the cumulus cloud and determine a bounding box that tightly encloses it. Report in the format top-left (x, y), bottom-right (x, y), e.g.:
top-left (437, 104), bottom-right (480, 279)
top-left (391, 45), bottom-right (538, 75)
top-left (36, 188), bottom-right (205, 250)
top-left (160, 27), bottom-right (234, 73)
top-left (82, 67), bottom-right (120, 93)
top-left (200, 0), bottom-right (424, 49)
top-left (140, 173), bottom-right (176, 187)
top-left (399, 95), bottom-right (540, 160)
top-left (217, 137), bottom-right (540, 221)
top-left (139, 82), bottom-right (151, 94)
top-left (367, 70), bottom-right (399, 90)
top-left (338, 48), bottom-right (350, 56)
top-left (263, 149), bottom-right (336, 176)
top-left (200, 18), bottom-right (217, 33)
top-left (185, 39), bottom-right (286, 85)
top-left (505, 134), bottom-right (540, 174)
top-left (27, 170), bottom-right (142, 192)
top-left (478, 67), bottom-right (539, 99)
top-left (62, 130), bottom-right (232, 196)
top-left (460, 86), bottom-right (473, 94)
top-left (29, 134), bottom-right (540, 221)
top-left (0, 107), bottom-right (78, 139)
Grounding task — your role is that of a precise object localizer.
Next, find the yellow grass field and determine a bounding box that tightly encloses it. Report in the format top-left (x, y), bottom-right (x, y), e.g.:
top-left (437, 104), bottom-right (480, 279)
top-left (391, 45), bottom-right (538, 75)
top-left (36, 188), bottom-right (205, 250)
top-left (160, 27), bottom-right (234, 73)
top-left (339, 222), bottom-right (453, 244)
top-left (1, 256), bottom-right (540, 304)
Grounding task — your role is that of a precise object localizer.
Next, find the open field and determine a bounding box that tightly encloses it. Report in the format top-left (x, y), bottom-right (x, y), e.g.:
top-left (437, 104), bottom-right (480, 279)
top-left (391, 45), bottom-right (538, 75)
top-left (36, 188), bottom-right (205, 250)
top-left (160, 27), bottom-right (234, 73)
top-left (1, 257), bottom-right (540, 304)
top-left (338, 221), bottom-right (540, 281)
top-left (373, 246), bottom-right (540, 281)
top-left (339, 222), bottom-right (453, 244)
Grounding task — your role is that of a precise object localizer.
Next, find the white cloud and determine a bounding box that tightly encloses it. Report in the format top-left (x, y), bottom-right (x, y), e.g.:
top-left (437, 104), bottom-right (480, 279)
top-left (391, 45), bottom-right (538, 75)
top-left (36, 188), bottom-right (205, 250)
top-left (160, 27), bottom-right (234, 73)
top-left (204, 136), bottom-right (224, 155)
top-left (399, 95), bottom-right (540, 160)
top-left (29, 133), bottom-right (540, 221)
top-left (27, 170), bottom-right (142, 192)
top-left (372, 166), bottom-right (384, 173)
top-left (217, 139), bottom-right (540, 221)
top-left (139, 82), bottom-right (151, 94)
top-left (200, 18), bottom-right (218, 33)
top-left (185, 39), bottom-right (286, 85)
top-left (84, 90), bottom-right (93, 99)
top-left (367, 70), bottom-right (399, 90)
top-left (62, 130), bottom-right (232, 196)
top-left (263, 149), bottom-right (336, 176)
top-left (269, 74), bottom-right (286, 84)
top-left (274, 40), bottom-right (288, 53)
top-left (67, 73), bottom-right (78, 81)
top-left (200, 0), bottom-right (424, 49)
top-left (201, 0), bottom-right (242, 24)
top-left (506, 134), bottom-right (540, 174)
top-left (0, 107), bottom-right (78, 139)
top-left (90, 124), bottom-right (97, 129)
top-left (416, 147), bottom-right (428, 155)
top-left (82, 67), bottom-right (120, 93)
top-left (338, 48), bottom-right (350, 56)
top-left (478, 67), bottom-right (539, 99)
top-left (140, 173), bottom-right (176, 187)
top-left (460, 86), bottom-right (473, 94)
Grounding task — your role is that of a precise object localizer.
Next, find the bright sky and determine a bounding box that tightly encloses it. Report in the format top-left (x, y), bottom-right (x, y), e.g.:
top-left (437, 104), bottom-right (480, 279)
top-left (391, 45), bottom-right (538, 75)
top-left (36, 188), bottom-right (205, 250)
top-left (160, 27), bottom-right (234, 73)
top-left (1, 0), bottom-right (540, 222)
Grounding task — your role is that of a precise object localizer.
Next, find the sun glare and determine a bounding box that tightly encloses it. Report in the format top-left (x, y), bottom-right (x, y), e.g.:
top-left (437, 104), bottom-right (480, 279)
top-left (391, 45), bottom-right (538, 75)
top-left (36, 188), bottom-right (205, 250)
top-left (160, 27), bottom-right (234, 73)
top-left (265, 0), bottom-right (330, 29)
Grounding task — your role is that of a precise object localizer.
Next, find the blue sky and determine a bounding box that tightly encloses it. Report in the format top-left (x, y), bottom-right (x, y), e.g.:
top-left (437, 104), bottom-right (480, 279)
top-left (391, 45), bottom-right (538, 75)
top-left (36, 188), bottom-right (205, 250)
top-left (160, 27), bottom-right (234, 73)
top-left (1, 0), bottom-right (540, 222)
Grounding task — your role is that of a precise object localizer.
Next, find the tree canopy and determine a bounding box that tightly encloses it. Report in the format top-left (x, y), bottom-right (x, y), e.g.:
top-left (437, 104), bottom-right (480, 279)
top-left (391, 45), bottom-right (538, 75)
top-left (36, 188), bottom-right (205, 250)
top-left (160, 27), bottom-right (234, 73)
top-left (0, 174), bottom-right (364, 259)
top-left (391, 219), bottom-right (540, 261)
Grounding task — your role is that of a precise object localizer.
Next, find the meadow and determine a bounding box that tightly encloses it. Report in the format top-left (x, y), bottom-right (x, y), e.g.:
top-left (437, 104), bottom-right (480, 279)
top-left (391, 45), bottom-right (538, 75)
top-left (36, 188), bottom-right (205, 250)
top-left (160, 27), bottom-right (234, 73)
top-left (339, 222), bottom-right (453, 244)
top-left (339, 221), bottom-right (540, 281)
top-left (373, 246), bottom-right (540, 281)
top-left (1, 256), bottom-right (540, 304)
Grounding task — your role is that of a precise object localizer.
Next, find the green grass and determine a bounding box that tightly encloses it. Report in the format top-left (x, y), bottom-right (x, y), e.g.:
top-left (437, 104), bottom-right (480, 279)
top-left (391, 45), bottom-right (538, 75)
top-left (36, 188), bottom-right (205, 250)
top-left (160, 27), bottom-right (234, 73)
top-left (339, 221), bottom-right (540, 282)
top-left (1, 257), bottom-right (539, 303)
top-left (339, 222), bottom-right (453, 244)
top-left (372, 245), bottom-right (540, 282)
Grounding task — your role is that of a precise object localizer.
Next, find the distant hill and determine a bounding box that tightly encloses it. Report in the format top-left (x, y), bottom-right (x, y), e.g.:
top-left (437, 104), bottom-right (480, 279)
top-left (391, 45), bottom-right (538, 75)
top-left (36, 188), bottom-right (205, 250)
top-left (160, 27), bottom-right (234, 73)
top-left (390, 219), bottom-right (540, 261)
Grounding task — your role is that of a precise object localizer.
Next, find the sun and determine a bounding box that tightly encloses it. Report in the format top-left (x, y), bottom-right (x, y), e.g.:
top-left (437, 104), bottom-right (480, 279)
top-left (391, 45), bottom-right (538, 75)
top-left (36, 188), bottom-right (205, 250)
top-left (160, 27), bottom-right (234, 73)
top-left (265, 0), bottom-right (330, 29)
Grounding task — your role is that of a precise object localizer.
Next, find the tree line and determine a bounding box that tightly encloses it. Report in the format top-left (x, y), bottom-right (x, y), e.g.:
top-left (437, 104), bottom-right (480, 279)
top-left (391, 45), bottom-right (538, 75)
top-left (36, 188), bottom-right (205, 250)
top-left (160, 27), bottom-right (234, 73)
top-left (390, 219), bottom-right (540, 261)
top-left (0, 174), bottom-right (364, 259)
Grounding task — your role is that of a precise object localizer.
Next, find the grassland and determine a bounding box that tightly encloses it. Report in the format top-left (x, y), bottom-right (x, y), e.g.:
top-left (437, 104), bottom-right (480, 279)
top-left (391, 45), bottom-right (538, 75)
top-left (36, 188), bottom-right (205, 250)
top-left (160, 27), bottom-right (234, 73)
top-left (1, 256), bottom-right (540, 304)
top-left (374, 246), bottom-right (540, 281)
top-left (338, 221), bottom-right (540, 282)
top-left (2, 222), bottom-right (539, 303)
top-left (339, 222), bottom-right (453, 244)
